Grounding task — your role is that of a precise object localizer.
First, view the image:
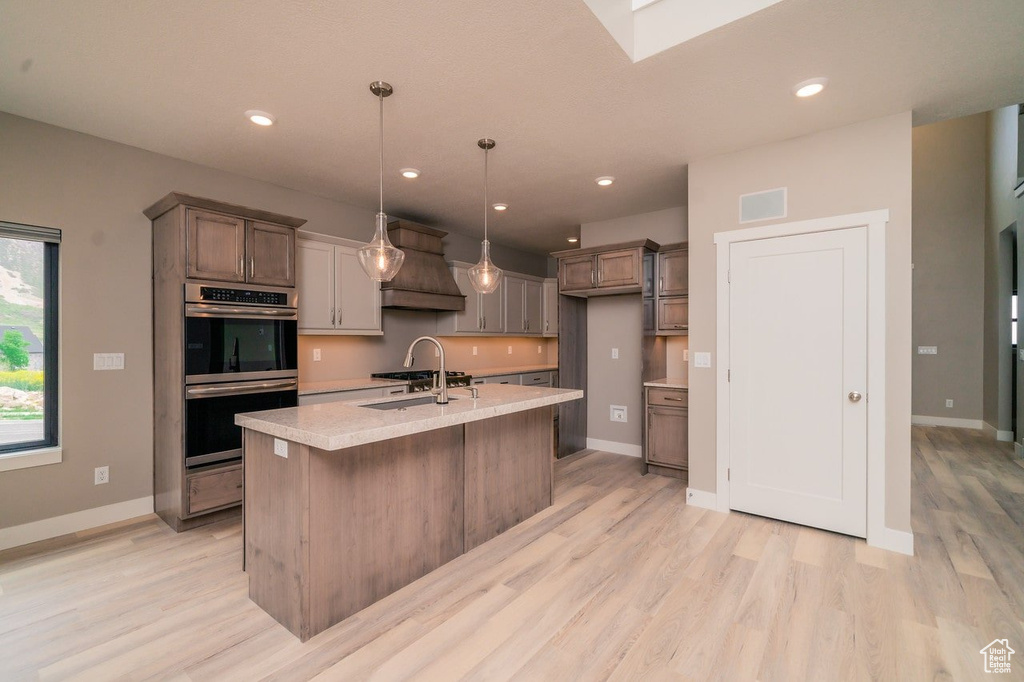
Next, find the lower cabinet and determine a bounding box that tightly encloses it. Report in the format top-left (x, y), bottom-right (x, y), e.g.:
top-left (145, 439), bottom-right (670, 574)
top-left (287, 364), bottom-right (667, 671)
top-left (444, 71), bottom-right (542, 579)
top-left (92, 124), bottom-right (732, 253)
top-left (643, 387), bottom-right (688, 477)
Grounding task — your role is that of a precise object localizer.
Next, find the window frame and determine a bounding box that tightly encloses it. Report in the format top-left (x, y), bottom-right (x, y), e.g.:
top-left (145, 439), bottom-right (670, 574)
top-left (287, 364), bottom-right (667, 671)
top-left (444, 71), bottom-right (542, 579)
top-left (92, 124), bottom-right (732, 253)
top-left (0, 221), bottom-right (61, 469)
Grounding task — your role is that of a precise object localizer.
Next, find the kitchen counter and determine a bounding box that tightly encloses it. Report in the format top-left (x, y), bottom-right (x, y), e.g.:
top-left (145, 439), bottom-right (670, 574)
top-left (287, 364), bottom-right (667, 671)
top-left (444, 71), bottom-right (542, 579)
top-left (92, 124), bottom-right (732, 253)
top-left (241, 382), bottom-right (582, 641)
top-left (297, 377), bottom-right (408, 395)
top-left (644, 377), bottom-right (688, 389)
top-left (237, 383), bottom-right (581, 452)
top-left (470, 363), bottom-right (558, 378)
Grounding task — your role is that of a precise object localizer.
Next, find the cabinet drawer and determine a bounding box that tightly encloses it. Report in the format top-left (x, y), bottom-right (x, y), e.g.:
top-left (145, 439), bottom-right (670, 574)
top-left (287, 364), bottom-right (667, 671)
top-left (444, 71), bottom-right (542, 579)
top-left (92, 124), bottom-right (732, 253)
top-left (484, 374), bottom-right (520, 385)
top-left (188, 465), bottom-right (243, 514)
top-left (520, 372), bottom-right (551, 386)
top-left (647, 388), bottom-right (688, 407)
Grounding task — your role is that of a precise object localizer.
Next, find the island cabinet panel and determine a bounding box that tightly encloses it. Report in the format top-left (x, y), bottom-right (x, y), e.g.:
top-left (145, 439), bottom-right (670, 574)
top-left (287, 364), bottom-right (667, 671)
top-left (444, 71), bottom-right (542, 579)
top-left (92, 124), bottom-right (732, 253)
top-left (464, 407), bottom-right (554, 551)
top-left (244, 430), bottom-right (310, 640)
top-left (307, 426), bottom-right (465, 638)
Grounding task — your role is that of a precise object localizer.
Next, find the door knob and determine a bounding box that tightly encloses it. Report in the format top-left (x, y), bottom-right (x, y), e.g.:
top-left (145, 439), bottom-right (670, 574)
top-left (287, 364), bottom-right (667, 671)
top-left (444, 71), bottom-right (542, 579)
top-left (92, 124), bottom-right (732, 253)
top-left (848, 391), bottom-right (863, 403)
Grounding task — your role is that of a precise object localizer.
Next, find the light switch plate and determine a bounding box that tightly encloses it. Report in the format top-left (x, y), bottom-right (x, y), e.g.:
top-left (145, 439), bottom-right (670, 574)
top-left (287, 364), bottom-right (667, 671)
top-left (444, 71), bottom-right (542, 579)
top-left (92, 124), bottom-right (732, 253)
top-left (93, 353), bottom-right (124, 370)
top-left (610, 405), bottom-right (627, 422)
top-left (918, 346), bottom-right (938, 355)
top-left (273, 438), bottom-right (288, 458)
top-left (694, 352), bottom-right (712, 368)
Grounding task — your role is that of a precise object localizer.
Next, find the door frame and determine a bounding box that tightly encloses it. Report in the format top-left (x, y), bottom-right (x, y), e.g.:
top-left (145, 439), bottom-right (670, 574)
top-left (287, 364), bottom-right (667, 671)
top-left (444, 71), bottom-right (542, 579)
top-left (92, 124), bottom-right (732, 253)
top-left (714, 209), bottom-right (890, 549)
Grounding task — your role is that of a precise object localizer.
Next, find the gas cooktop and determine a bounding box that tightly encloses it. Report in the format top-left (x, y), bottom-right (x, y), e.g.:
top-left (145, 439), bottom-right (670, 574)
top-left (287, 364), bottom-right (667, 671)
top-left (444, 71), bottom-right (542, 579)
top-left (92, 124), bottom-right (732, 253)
top-left (371, 370), bottom-right (472, 393)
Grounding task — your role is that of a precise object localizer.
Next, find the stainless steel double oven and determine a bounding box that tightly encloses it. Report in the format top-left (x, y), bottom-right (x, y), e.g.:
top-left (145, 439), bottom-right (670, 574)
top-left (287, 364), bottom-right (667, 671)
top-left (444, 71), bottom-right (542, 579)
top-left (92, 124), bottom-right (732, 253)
top-left (183, 283), bottom-right (298, 469)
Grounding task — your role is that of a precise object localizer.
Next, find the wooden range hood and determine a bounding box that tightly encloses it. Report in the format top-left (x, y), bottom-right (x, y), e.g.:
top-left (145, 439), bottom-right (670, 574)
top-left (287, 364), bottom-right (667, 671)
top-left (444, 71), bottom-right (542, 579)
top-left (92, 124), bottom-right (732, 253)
top-left (379, 220), bottom-right (466, 312)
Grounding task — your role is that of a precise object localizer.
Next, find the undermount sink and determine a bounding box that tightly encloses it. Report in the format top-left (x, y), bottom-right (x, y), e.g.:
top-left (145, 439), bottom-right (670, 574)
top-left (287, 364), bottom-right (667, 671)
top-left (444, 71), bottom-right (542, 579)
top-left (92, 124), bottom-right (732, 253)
top-left (362, 396), bottom-right (458, 411)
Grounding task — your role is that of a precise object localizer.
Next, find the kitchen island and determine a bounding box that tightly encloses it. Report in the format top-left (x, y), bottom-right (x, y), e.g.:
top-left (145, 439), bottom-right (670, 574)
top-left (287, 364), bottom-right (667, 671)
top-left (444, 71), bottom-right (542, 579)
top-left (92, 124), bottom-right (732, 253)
top-left (236, 383), bottom-right (583, 641)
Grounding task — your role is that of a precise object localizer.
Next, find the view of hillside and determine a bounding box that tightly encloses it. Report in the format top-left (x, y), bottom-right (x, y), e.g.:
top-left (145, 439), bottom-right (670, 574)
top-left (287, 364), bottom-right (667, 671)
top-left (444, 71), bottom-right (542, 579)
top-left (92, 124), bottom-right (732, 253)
top-left (0, 237), bottom-right (44, 341)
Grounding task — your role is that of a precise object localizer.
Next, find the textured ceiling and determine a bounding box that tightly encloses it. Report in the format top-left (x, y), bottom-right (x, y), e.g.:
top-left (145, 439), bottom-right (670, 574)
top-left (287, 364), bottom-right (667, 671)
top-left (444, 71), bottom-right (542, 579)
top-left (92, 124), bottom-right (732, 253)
top-left (1, 0), bottom-right (1022, 254)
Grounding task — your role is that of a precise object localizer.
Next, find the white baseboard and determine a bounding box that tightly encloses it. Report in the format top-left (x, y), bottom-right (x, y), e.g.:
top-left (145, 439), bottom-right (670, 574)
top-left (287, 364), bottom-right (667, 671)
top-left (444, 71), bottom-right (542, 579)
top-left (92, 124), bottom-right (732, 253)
top-left (586, 438), bottom-right (642, 458)
top-left (911, 415), bottom-right (983, 430)
top-left (0, 496), bottom-right (154, 551)
top-left (685, 487), bottom-right (718, 510)
top-left (868, 526), bottom-right (914, 556)
top-left (983, 421), bottom-right (1015, 442)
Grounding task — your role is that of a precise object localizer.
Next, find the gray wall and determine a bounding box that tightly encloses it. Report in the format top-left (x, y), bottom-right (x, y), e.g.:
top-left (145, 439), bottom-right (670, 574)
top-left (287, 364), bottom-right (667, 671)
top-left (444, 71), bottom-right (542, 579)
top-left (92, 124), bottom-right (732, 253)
top-left (911, 114), bottom-right (986, 422)
top-left (0, 112), bottom-right (546, 529)
top-left (983, 105), bottom-right (1023, 437)
top-left (581, 207), bottom-right (687, 447)
top-left (688, 112), bottom-right (914, 533)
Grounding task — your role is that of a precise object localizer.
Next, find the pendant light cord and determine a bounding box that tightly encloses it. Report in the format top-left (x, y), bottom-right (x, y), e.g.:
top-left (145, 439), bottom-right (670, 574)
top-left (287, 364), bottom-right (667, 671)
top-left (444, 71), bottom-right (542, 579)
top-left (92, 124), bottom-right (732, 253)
top-left (378, 91), bottom-right (384, 214)
top-left (483, 146), bottom-right (489, 242)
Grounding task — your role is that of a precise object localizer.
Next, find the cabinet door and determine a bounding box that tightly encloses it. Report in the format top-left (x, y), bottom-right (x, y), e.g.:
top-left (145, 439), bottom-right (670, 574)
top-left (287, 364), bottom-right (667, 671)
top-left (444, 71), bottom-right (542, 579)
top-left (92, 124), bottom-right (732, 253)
top-left (597, 249), bottom-right (640, 288)
top-left (247, 221), bottom-right (295, 286)
top-left (647, 406), bottom-right (688, 469)
top-left (186, 209), bottom-right (246, 282)
top-left (542, 280), bottom-right (559, 336)
top-left (524, 280), bottom-right (543, 334)
top-left (297, 239), bottom-right (335, 331)
top-left (504, 276), bottom-right (526, 334)
top-left (480, 281), bottom-right (504, 333)
top-left (450, 267), bottom-right (481, 333)
top-left (336, 247), bottom-right (381, 332)
top-left (658, 297), bottom-right (689, 332)
top-left (658, 248), bottom-right (688, 297)
top-left (643, 252), bottom-right (655, 298)
top-left (559, 255), bottom-right (595, 291)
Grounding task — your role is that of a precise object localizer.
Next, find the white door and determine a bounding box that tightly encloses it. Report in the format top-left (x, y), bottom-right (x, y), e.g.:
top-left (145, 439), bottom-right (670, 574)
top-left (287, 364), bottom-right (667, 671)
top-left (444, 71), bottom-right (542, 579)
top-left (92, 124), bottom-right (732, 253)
top-left (729, 227), bottom-right (868, 537)
top-left (296, 239), bottom-right (334, 331)
top-left (335, 248), bottom-right (380, 332)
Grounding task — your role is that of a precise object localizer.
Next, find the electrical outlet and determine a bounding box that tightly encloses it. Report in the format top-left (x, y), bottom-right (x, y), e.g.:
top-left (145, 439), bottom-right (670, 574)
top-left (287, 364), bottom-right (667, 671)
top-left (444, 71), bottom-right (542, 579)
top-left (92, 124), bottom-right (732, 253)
top-left (94, 466), bottom-right (109, 485)
top-left (537, 345), bottom-right (542, 354)
top-left (610, 405), bottom-right (627, 423)
top-left (684, 349), bottom-right (689, 362)
top-left (313, 348), bottom-right (322, 362)
top-left (472, 346), bottom-right (478, 356)
top-left (918, 346), bottom-right (938, 355)
top-left (694, 352), bottom-right (712, 368)
top-left (507, 346), bottom-right (512, 355)
top-left (435, 348), bottom-right (440, 357)
top-left (945, 399), bottom-right (954, 408)
top-left (274, 438), bottom-right (288, 458)
top-left (611, 348), bottom-right (619, 360)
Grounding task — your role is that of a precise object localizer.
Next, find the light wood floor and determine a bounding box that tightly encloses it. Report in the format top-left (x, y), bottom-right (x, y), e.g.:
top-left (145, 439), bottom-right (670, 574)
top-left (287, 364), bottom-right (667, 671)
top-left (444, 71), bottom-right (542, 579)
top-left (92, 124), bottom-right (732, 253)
top-left (2, 426), bottom-right (1023, 681)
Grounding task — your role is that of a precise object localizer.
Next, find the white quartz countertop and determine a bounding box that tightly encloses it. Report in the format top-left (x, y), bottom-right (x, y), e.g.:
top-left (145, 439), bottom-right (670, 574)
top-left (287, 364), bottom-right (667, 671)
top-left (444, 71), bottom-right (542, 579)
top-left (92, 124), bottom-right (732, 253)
top-left (237, 383), bottom-right (582, 451)
top-left (470, 364), bottom-right (558, 378)
top-left (298, 378), bottom-right (408, 395)
top-left (644, 377), bottom-right (688, 389)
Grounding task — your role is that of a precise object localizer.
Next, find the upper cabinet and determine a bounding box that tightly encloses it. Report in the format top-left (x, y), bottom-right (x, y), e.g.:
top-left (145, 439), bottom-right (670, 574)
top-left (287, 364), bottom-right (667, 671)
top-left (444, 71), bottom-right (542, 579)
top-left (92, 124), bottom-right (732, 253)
top-left (438, 263), bottom-right (551, 337)
top-left (655, 242), bottom-right (688, 335)
top-left (185, 209), bottom-right (295, 286)
top-left (552, 240), bottom-right (659, 297)
top-left (505, 276), bottom-right (544, 335)
top-left (542, 279), bottom-right (558, 337)
top-left (297, 232), bottom-right (381, 335)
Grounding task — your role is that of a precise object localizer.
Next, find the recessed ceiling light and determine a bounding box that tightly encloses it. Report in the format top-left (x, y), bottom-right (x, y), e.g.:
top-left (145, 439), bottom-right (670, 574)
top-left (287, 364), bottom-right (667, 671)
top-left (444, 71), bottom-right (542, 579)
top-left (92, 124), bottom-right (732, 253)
top-left (492, 203), bottom-right (508, 211)
top-left (245, 110), bottom-right (276, 126)
top-left (400, 168), bottom-right (420, 179)
top-left (567, 237), bottom-right (579, 243)
top-left (793, 77), bottom-right (828, 98)
top-left (595, 176), bottom-right (615, 186)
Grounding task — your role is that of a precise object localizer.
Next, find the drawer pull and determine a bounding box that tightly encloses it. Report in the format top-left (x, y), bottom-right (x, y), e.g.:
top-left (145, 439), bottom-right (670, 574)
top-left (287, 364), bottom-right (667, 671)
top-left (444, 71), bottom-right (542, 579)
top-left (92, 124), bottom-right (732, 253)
top-left (663, 397), bottom-right (684, 401)
top-left (235, 483), bottom-right (243, 489)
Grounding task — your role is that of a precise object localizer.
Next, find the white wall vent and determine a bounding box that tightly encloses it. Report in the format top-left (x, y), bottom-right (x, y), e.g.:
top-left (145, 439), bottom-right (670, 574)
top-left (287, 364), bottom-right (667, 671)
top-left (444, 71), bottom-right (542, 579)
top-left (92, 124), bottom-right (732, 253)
top-left (739, 187), bottom-right (787, 224)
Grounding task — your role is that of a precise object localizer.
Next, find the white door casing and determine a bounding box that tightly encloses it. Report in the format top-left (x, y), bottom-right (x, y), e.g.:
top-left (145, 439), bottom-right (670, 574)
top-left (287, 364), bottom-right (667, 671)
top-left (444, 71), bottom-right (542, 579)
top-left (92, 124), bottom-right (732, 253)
top-left (714, 209), bottom-right (899, 553)
top-left (728, 227), bottom-right (867, 537)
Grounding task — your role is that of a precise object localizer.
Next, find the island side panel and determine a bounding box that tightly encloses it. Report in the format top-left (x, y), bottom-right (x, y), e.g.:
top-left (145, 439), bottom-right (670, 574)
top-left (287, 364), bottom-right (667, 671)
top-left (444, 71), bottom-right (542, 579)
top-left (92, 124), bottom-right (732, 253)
top-left (464, 407), bottom-right (554, 551)
top-left (307, 425), bottom-right (465, 638)
top-left (244, 430), bottom-right (311, 640)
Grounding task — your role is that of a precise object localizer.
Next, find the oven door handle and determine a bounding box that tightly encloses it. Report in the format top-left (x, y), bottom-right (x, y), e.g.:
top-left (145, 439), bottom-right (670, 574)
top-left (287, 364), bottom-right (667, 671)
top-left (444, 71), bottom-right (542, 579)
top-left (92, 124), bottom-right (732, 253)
top-left (186, 380), bottom-right (298, 398)
top-left (186, 304), bottom-right (298, 319)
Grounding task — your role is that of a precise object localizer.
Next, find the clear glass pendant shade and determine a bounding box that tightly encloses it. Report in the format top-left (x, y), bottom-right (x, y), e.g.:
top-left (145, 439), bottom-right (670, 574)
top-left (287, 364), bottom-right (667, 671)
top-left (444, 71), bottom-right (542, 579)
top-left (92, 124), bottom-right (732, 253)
top-left (468, 239), bottom-right (503, 294)
top-left (357, 212), bottom-right (405, 282)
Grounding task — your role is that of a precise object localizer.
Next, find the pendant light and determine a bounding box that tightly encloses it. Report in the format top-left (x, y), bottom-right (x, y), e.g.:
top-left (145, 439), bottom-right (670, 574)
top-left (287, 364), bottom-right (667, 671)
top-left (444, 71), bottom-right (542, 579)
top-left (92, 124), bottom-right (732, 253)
top-left (468, 138), bottom-right (503, 294)
top-left (357, 81), bottom-right (405, 281)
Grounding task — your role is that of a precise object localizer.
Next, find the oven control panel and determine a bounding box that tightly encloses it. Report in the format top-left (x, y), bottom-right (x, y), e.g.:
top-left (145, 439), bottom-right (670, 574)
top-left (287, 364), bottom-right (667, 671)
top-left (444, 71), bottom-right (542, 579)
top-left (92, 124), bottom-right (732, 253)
top-left (200, 287), bottom-right (289, 306)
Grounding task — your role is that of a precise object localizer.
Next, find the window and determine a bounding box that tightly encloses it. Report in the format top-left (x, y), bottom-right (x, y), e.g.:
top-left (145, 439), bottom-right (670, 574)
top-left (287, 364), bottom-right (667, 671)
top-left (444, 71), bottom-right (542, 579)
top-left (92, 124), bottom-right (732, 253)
top-left (0, 221), bottom-right (59, 458)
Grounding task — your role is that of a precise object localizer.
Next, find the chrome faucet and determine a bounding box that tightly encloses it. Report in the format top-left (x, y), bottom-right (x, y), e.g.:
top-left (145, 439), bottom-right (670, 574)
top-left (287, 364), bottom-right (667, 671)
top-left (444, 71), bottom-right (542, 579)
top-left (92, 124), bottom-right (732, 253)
top-left (403, 336), bottom-right (449, 405)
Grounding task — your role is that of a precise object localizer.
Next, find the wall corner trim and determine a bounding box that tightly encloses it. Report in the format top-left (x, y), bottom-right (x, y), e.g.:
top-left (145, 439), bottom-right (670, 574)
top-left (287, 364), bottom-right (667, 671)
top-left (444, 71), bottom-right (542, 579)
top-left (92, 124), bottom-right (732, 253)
top-left (0, 496), bottom-right (155, 551)
top-left (868, 527), bottom-right (915, 556)
top-left (685, 487), bottom-right (718, 510)
top-left (585, 438), bottom-right (642, 458)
